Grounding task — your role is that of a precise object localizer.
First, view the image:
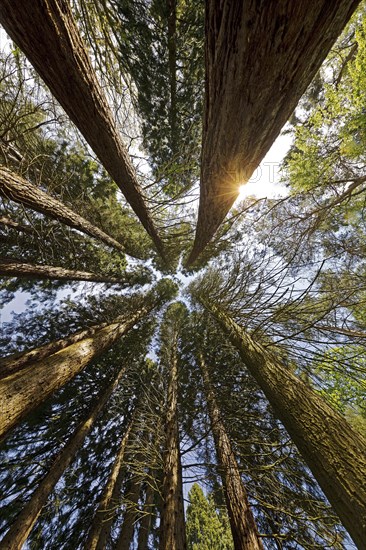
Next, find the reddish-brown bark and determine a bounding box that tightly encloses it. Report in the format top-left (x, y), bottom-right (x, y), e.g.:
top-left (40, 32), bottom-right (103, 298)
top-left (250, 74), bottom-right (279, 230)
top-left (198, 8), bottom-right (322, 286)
top-left (0, 0), bottom-right (165, 259)
top-left (200, 298), bottom-right (366, 548)
top-left (186, 0), bottom-right (361, 265)
top-left (199, 353), bottom-right (263, 549)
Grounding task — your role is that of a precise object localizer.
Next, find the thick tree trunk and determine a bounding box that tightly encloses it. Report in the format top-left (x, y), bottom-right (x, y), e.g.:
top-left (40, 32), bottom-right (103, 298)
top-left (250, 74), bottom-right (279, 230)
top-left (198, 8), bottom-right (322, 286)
top-left (115, 472), bottom-right (142, 550)
top-left (0, 307), bottom-right (150, 442)
top-left (159, 341), bottom-right (186, 550)
top-left (200, 299), bottom-right (366, 548)
top-left (0, 258), bottom-right (127, 285)
top-left (0, 321), bottom-right (110, 379)
top-left (0, 365), bottom-right (126, 550)
top-left (198, 353), bottom-right (263, 550)
top-left (137, 478), bottom-right (155, 550)
top-left (0, 166), bottom-right (126, 253)
top-left (0, 1), bottom-right (165, 259)
top-left (186, 0), bottom-right (361, 265)
top-left (85, 407), bottom-right (138, 550)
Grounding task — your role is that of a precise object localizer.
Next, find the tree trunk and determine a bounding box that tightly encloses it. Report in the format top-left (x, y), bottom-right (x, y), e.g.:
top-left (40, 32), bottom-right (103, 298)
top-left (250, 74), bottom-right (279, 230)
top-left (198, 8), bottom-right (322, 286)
top-left (186, 0), bottom-right (361, 265)
top-left (0, 365), bottom-right (126, 550)
top-left (0, 166), bottom-right (126, 253)
top-left (0, 258), bottom-right (128, 285)
top-left (0, 306), bottom-right (150, 442)
top-left (200, 299), bottom-right (366, 548)
top-left (85, 407), bottom-right (138, 550)
top-left (115, 472), bottom-right (142, 550)
top-left (0, 0), bottom-right (165, 259)
top-left (159, 340), bottom-right (186, 550)
top-left (137, 478), bottom-right (155, 550)
top-left (0, 321), bottom-right (109, 379)
top-left (198, 352), bottom-right (263, 550)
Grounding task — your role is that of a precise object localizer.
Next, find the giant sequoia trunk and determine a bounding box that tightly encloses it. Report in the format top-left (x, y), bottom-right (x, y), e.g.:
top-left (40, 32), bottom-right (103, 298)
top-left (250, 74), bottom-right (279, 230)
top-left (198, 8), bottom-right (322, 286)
top-left (0, 0), bottom-right (165, 259)
top-left (0, 366), bottom-right (126, 550)
top-left (186, 0), bottom-right (361, 265)
top-left (0, 321), bottom-right (110, 378)
top-left (85, 408), bottom-right (138, 550)
top-left (0, 306), bottom-right (151, 442)
top-left (159, 341), bottom-right (186, 550)
top-left (200, 299), bottom-right (366, 548)
top-left (198, 353), bottom-right (263, 550)
top-left (0, 258), bottom-right (127, 285)
top-left (0, 166), bottom-right (127, 253)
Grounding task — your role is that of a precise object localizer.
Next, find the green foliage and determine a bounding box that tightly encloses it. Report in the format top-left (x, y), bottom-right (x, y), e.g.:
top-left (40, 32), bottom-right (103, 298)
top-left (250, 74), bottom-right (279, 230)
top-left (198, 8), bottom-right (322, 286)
top-left (284, 7), bottom-right (366, 196)
top-left (186, 484), bottom-right (233, 550)
top-left (107, 0), bottom-right (204, 196)
top-left (315, 346), bottom-right (366, 436)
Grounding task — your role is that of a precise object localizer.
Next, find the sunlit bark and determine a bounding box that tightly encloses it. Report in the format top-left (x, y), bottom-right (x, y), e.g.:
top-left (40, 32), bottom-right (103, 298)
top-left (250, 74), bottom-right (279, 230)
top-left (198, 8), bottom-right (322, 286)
top-left (186, 0), bottom-right (361, 265)
top-left (0, 0), bottom-right (165, 259)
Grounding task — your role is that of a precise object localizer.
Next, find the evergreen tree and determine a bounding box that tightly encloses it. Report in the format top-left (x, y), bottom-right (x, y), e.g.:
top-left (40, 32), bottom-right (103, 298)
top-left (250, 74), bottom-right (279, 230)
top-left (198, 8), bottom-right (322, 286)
top-left (186, 483), bottom-right (233, 550)
top-left (1, 2), bottom-right (366, 548)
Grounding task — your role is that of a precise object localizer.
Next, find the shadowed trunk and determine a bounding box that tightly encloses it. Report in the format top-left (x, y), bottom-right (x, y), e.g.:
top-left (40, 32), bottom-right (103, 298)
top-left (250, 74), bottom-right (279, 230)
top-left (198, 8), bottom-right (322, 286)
top-left (159, 340), bottom-right (186, 550)
top-left (137, 478), bottom-right (155, 550)
top-left (186, 0), bottom-right (361, 265)
top-left (199, 298), bottom-right (366, 548)
top-left (0, 0), bottom-right (165, 259)
top-left (0, 365), bottom-right (127, 550)
top-left (85, 408), bottom-right (138, 550)
top-left (0, 306), bottom-right (151, 442)
top-left (115, 472), bottom-right (142, 550)
top-left (0, 166), bottom-right (127, 253)
top-left (199, 352), bottom-right (263, 550)
top-left (0, 258), bottom-right (128, 285)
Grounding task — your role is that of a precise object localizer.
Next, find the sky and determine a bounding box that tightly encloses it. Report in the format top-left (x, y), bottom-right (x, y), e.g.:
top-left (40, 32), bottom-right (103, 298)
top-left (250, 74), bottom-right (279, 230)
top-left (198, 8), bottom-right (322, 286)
top-left (0, 130), bottom-right (293, 331)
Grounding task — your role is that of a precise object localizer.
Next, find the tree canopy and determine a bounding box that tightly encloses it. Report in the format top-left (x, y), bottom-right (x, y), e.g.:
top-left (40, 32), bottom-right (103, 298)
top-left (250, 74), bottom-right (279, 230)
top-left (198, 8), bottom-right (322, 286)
top-left (1, 1), bottom-right (366, 549)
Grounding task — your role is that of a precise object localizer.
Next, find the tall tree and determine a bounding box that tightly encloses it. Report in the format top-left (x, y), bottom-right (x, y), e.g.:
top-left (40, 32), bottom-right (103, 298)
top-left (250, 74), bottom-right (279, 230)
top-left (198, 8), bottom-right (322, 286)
top-left (198, 352), bottom-right (263, 550)
top-left (0, 165), bottom-right (128, 253)
top-left (159, 303), bottom-right (187, 550)
top-left (0, 363), bottom-right (127, 549)
top-left (0, 280), bottom-right (177, 441)
top-left (0, 0), bottom-right (165, 258)
top-left (186, 0), bottom-right (361, 265)
top-left (85, 405), bottom-right (138, 550)
top-left (190, 289), bottom-right (366, 548)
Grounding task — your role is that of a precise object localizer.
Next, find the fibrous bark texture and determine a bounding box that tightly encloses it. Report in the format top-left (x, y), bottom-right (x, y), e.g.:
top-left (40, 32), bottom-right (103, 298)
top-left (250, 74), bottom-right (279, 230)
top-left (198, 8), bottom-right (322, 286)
top-left (0, 258), bottom-right (126, 284)
top-left (0, 307), bottom-right (150, 442)
top-left (0, 166), bottom-right (126, 253)
top-left (85, 408), bottom-right (137, 550)
top-left (159, 343), bottom-right (186, 550)
top-left (0, 321), bottom-right (108, 379)
top-left (199, 353), bottom-right (263, 550)
top-left (0, 0), bottom-right (165, 259)
top-left (201, 299), bottom-right (366, 548)
top-left (0, 366), bottom-right (126, 550)
top-left (186, 0), bottom-right (361, 265)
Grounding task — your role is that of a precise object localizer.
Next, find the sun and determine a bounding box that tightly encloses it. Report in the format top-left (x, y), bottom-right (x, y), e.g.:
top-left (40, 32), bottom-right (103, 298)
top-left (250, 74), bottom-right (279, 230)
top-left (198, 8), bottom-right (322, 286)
top-left (237, 184), bottom-right (248, 200)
